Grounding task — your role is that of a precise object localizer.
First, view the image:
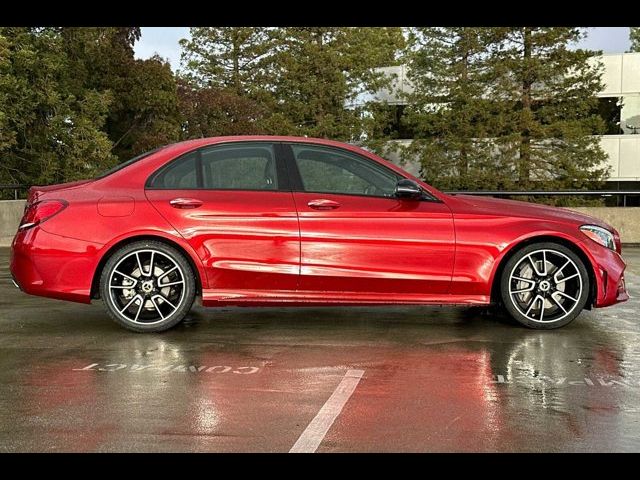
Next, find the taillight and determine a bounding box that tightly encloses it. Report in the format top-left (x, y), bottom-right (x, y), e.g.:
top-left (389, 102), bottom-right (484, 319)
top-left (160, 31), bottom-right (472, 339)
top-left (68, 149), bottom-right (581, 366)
top-left (18, 200), bottom-right (67, 231)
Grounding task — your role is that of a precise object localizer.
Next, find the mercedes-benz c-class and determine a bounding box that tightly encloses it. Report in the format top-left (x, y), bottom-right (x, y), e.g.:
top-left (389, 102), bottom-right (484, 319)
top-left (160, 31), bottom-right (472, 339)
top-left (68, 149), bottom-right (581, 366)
top-left (10, 136), bottom-right (628, 331)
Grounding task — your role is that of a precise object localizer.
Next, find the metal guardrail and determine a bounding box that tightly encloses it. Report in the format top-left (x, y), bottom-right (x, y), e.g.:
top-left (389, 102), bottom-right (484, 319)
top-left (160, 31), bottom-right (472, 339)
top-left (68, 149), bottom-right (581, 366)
top-left (445, 190), bottom-right (640, 207)
top-left (0, 185), bottom-right (28, 200)
top-left (446, 190), bottom-right (640, 196)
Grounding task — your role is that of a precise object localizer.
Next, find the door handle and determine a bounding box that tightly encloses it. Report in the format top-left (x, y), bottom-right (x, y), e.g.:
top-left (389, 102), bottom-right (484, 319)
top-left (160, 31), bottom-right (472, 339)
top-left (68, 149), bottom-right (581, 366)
top-left (169, 198), bottom-right (203, 209)
top-left (307, 199), bottom-right (341, 210)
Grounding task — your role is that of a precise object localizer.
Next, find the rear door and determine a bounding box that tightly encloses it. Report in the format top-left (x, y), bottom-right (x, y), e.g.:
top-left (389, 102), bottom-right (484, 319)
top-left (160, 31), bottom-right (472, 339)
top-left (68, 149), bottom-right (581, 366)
top-left (145, 142), bottom-right (300, 291)
top-left (284, 143), bottom-right (455, 295)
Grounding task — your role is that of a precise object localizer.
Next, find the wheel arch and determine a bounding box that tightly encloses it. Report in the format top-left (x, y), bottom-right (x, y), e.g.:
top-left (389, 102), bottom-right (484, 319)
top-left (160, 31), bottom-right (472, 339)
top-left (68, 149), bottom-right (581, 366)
top-left (489, 234), bottom-right (597, 309)
top-left (91, 233), bottom-right (206, 299)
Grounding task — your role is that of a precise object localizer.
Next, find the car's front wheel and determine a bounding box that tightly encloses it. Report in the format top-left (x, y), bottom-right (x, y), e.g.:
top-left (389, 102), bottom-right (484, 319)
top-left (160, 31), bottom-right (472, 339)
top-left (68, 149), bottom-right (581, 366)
top-left (500, 242), bottom-right (590, 329)
top-left (99, 240), bottom-right (196, 332)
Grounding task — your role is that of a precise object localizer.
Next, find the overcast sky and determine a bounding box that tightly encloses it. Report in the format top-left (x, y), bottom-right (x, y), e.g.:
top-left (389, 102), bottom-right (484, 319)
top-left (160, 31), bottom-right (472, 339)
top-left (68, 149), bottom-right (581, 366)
top-left (134, 27), bottom-right (633, 72)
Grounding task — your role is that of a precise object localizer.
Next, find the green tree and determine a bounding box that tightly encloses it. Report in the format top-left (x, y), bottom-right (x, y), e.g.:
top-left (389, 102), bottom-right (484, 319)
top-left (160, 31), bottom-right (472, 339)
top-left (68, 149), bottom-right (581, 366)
top-left (58, 27), bottom-right (141, 97)
top-left (398, 27), bottom-right (507, 190)
top-left (180, 27), bottom-right (273, 96)
top-left (109, 55), bottom-right (181, 156)
top-left (179, 27), bottom-right (277, 136)
top-left (630, 27), bottom-right (640, 52)
top-left (397, 27), bottom-right (608, 202)
top-left (490, 27), bottom-right (608, 196)
top-left (177, 79), bottom-right (268, 138)
top-left (0, 34), bottom-right (15, 161)
top-left (0, 27), bottom-right (115, 187)
top-left (179, 27), bottom-right (405, 140)
top-left (267, 27), bottom-right (405, 139)
top-left (59, 27), bottom-right (181, 161)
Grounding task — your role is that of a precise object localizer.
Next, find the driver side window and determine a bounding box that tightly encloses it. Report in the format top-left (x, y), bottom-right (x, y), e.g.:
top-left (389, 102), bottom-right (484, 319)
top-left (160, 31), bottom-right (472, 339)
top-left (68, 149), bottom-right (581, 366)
top-left (291, 145), bottom-right (400, 197)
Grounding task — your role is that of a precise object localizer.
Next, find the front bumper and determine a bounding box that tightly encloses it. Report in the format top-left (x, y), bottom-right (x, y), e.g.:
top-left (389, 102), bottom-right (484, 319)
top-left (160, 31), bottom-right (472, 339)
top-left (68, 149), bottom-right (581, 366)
top-left (10, 226), bottom-right (103, 304)
top-left (586, 241), bottom-right (629, 308)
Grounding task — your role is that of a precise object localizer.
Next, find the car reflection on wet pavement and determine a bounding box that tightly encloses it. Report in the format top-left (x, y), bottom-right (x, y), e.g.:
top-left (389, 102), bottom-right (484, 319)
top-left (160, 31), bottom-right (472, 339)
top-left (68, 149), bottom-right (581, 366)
top-left (0, 247), bottom-right (639, 452)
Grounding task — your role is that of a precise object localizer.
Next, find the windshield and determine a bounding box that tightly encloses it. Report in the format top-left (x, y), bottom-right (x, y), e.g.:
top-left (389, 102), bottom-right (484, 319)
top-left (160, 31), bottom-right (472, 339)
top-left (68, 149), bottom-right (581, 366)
top-left (95, 146), bottom-right (166, 179)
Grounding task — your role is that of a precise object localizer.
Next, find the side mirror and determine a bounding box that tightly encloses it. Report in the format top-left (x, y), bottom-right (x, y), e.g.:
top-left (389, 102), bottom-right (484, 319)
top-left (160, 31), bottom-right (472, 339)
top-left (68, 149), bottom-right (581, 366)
top-left (394, 179), bottom-right (423, 200)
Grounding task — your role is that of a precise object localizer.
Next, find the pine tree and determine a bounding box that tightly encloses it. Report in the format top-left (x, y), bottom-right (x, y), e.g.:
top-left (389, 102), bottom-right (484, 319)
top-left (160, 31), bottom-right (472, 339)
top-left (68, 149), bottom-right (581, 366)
top-left (266, 27), bottom-right (405, 139)
top-left (179, 27), bottom-right (404, 140)
top-left (179, 27), bottom-right (273, 96)
top-left (630, 27), bottom-right (640, 52)
top-left (398, 27), bottom-right (507, 190)
top-left (397, 27), bottom-right (608, 202)
top-left (0, 27), bottom-right (115, 187)
top-left (489, 27), bottom-right (608, 196)
top-left (120, 55), bottom-right (182, 155)
top-left (178, 27), bottom-right (276, 136)
top-left (59, 27), bottom-right (181, 161)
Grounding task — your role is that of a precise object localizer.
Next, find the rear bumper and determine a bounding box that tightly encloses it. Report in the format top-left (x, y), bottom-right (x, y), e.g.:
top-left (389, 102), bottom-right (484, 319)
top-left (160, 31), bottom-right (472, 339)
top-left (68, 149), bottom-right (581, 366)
top-left (10, 227), bottom-right (103, 304)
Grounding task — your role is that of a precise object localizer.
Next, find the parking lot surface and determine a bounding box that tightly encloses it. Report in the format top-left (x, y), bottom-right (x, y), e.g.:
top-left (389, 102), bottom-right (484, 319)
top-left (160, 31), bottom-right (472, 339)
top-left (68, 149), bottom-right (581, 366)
top-left (1, 247), bottom-right (639, 452)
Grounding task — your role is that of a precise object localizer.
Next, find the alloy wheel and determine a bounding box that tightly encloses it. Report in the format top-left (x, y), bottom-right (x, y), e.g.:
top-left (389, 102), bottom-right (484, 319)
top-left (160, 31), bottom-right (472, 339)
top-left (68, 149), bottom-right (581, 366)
top-left (507, 248), bottom-right (584, 324)
top-left (108, 249), bottom-right (186, 325)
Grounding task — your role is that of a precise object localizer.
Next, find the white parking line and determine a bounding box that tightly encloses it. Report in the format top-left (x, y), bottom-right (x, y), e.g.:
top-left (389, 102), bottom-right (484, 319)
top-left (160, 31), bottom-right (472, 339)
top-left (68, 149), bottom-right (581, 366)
top-left (289, 369), bottom-right (364, 453)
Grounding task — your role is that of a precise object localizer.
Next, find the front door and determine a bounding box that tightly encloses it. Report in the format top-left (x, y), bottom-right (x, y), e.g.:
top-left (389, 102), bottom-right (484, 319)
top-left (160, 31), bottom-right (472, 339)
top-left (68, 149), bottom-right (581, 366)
top-left (145, 142), bottom-right (300, 291)
top-left (284, 143), bottom-right (455, 295)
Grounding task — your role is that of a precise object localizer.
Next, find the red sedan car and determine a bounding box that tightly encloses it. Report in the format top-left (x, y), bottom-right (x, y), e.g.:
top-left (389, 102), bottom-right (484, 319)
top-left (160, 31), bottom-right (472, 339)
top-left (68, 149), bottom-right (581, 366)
top-left (10, 136), bottom-right (628, 332)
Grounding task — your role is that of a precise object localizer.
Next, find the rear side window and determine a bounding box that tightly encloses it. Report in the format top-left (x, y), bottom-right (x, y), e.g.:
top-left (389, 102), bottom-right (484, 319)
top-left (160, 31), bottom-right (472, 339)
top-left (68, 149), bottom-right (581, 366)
top-left (148, 152), bottom-right (198, 189)
top-left (146, 142), bottom-right (281, 191)
top-left (201, 143), bottom-right (277, 190)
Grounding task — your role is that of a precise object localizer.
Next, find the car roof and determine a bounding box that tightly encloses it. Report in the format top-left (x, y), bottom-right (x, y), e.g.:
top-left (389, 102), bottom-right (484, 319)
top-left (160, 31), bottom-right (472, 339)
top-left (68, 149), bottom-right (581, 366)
top-left (166, 135), bottom-right (363, 152)
top-left (154, 136), bottom-right (378, 169)
top-left (97, 135), bottom-right (449, 203)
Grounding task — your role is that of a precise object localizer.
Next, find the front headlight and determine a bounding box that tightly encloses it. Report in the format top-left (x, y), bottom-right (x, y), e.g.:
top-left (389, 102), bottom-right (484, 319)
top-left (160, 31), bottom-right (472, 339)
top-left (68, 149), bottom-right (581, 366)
top-left (580, 225), bottom-right (615, 250)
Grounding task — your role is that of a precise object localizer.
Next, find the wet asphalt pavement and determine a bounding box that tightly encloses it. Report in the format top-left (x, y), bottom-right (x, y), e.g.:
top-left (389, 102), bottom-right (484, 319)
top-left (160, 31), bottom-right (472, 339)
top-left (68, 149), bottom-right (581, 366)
top-left (1, 247), bottom-right (639, 452)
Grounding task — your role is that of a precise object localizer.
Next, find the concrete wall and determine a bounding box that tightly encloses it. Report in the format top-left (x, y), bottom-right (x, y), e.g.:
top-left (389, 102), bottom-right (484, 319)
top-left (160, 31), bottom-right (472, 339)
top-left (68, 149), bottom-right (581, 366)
top-left (1, 200), bottom-right (640, 246)
top-left (567, 207), bottom-right (640, 245)
top-left (0, 200), bottom-right (25, 247)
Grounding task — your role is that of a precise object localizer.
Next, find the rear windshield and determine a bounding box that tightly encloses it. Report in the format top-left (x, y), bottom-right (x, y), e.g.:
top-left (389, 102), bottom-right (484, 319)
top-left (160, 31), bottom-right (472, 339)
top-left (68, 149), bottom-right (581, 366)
top-left (95, 146), bottom-right (166, 179)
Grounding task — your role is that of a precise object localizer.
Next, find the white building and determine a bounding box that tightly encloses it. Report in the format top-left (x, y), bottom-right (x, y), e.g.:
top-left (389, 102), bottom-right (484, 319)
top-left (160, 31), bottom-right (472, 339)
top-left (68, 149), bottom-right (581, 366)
top-left (595, 53), bottom-right (640, 182)
top-left (374, 53), bottom-right (640, 185)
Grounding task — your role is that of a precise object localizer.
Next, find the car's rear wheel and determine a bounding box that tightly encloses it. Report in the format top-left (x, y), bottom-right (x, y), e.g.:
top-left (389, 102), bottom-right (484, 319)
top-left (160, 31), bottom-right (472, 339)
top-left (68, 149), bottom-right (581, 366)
top-left (500, 242), bottom-right (590, 329)
top-left (99, 240), bottom-right (196, 332)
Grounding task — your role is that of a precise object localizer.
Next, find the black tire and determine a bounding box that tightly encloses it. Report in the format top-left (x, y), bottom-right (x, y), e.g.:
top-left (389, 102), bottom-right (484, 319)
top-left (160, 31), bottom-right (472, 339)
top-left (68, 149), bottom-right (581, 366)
top-left (500, 242), bottom-right (590, 329)
top-left (99, 240), bottom-right (196, 332)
